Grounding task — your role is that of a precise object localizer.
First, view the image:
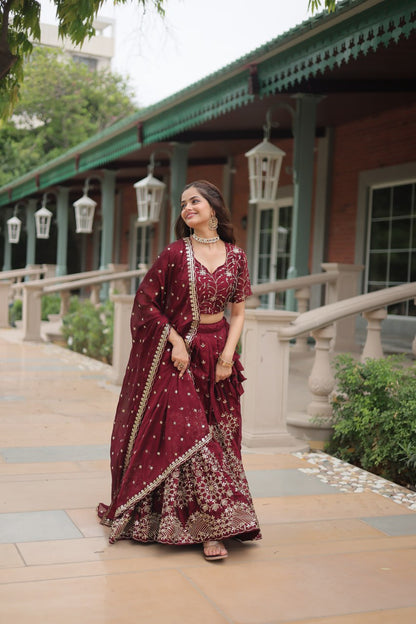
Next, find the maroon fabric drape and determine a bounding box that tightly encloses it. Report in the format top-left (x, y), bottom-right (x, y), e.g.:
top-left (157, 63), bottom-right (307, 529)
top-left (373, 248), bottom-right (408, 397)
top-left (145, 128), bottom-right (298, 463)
top-left (99, 239), bottom-right (207, 521)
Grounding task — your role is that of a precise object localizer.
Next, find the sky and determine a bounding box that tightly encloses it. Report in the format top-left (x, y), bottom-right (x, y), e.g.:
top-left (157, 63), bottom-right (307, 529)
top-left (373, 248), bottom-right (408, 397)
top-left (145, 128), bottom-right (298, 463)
top-left (40, 0), bottom-right (324, 107)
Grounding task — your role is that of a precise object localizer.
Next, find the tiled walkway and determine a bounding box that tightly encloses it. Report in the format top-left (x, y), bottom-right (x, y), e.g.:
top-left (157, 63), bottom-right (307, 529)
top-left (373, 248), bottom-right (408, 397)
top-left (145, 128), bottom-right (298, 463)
top-left (1, 328), bottom-right (416, 623)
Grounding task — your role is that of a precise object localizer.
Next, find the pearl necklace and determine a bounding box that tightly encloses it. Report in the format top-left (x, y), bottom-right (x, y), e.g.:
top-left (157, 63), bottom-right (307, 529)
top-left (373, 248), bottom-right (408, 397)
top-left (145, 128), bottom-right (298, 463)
top-left (192, 233), bottom-right (220, 244)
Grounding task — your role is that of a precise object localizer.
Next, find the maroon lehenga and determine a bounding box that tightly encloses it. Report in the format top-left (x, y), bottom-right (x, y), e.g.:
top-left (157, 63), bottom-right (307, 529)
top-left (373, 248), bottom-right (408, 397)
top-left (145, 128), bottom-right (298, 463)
top-left (98, 237), bottom-right (261, 544)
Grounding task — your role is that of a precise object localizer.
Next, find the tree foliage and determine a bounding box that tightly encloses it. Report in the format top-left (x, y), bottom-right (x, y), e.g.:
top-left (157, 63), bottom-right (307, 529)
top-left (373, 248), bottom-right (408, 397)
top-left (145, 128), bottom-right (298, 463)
top-left (309, 0), bottom-right (336, 13)
top-left (0, 46), bottom-right (137, 187)
top-left (0, 0), bottom-right (336, 119)
top-left (0, 0), bottom-right (166, 118)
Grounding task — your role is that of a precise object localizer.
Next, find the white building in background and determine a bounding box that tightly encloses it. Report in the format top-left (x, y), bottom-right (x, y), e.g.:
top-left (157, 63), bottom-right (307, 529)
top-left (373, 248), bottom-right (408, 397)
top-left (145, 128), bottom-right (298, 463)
top-left (38, 16), bottom-right (115, 70)
top-left (12, 17), bottom-right (115, 129)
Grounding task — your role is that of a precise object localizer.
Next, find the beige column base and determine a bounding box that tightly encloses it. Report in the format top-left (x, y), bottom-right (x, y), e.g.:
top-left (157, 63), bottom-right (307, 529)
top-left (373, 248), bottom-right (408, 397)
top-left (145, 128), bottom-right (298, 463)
top-left (22, 283), bottom-right (43, 341)
top-left (0, 281), bottom-right (11, 328)
top-left (242, 428), bottom-right (306, 449)
top-left (287, 412), bottom-right (333, 451)
top-left (241, 309), bottom-right (303, 449)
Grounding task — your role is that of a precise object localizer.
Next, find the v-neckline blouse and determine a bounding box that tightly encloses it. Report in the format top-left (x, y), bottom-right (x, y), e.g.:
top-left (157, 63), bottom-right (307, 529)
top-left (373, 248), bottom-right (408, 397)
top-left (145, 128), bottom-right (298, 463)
top-left (192, 241), bottom-right (252, 314)
top-left (192, 244), bottom-right (228, 275)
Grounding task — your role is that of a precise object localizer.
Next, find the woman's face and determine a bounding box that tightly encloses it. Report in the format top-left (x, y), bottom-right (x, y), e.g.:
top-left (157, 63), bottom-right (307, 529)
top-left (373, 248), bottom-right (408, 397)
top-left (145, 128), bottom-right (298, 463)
top-left (180, 186), bottom-right (214, 230)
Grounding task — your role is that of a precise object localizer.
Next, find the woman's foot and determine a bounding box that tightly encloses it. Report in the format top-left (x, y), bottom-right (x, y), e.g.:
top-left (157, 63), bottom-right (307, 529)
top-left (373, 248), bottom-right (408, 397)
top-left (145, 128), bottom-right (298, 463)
top-left (203, 540), bottom-right (228, 561)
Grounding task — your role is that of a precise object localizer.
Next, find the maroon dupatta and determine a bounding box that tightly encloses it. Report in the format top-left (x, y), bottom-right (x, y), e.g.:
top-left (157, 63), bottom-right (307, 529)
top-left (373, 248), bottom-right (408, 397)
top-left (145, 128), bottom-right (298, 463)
top-left (99, 238), bottom-right (213, 528)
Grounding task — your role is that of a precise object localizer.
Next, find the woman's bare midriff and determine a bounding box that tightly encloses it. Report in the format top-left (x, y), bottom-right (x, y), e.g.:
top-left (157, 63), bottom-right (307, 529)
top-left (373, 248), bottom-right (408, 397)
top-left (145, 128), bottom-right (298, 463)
top-left (199, 312), bottom-right (224, 325)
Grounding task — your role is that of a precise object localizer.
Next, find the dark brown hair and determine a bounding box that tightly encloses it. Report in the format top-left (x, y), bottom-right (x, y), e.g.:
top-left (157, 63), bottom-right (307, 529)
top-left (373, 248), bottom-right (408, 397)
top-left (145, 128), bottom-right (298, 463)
top-left (174, 180), bottom-right (236, 244)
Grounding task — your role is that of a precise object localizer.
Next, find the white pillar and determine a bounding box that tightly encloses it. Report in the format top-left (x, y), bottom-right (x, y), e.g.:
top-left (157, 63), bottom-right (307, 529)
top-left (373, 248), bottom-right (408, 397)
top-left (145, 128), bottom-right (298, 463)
top-left (292, 287), bottom-right (310, 352)
top-left (108, 263), bottom-right (129, 295)
top-left (322, 262), bottom-right (363, 352)
top-left (22, 283), bottom-right (43, 341)
top-left (287, 323), bottom-right (335, 450)
top-left (361, 307), bottom-right (387, 361)
top-left (307, 324), bottom-right (335, 420)
top-left (241, 309), bottom-right (301, 448)
top-left (60, 291), bottom-right (70, 317)
top-left (111, 294), bottom-right (134, 385)
top-left (90, 285), bottom-right (101, 306)
top-left (0, 281), bottom-right (11, 328)
top-left (42, 264), bottom-right (57, 279)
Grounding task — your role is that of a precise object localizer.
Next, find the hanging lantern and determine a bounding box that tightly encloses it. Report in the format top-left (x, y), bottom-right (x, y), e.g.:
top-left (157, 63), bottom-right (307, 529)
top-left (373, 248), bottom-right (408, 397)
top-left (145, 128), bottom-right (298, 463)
top-left (35, 205), bottom-right (53, 239)
top-left (133, 173), bottom-right (166, 224)
top-left (7, 215), bottom-right (22, 244)
top-left (73, 193), bottom-right (97, 233)
top-left (245, 138), bottom-right (286, 204)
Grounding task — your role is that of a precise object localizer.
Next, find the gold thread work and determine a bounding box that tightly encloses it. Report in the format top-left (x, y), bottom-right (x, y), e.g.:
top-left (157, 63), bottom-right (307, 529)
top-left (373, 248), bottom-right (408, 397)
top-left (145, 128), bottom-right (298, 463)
top-left (184, 237), bottom-right (200, 348)
top-left (123, 323), bottom-right (171, 472)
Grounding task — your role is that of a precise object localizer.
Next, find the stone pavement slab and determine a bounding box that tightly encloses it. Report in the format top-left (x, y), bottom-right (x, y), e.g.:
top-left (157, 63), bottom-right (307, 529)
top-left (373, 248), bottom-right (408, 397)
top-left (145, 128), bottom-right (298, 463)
top-left (287, 608), bottom-right (416, 624)
top-left (246, 468), bottom-right (339, 497)
top-left (0, 510), bottom-right (82, 543)
top-left (361, 514), bottom-right (416, 536)
top-left (1, 329), bottom-right (416, 623)
top-left (0, 444), bottom-right (110, 462)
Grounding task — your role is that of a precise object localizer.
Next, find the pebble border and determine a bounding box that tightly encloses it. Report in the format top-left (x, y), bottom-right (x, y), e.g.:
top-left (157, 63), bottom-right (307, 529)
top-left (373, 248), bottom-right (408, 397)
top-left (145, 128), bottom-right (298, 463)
top-left (295, 451), bottom-right (416, 512)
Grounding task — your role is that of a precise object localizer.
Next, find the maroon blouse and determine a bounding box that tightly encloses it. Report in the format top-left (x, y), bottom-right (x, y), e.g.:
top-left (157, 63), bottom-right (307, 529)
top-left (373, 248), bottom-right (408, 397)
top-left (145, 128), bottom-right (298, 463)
top-left (193, 242), bottom-right (252, 314)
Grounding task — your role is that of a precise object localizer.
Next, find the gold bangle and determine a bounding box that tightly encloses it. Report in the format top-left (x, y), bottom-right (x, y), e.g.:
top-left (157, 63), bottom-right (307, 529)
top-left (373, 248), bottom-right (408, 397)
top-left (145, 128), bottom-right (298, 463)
top-left (218, 355), bottom-right (233, 368)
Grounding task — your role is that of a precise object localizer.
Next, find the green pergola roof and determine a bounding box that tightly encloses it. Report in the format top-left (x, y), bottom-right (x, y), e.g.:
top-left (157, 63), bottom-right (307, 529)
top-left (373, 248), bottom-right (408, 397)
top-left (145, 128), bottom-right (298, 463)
top-left (1, 0), bottom-right (415, 207)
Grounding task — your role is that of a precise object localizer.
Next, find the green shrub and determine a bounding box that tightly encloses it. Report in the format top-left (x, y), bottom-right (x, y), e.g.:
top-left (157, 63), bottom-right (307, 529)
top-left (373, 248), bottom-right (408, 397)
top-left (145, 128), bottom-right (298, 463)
top-left (41, 294), bottom-right (61, 321)
top-left (61, 298), bottom-right (114, 364)
top-left (9, 298), bottom-right (22, 325)
top-left (326, 354), bottom-right (416, 489)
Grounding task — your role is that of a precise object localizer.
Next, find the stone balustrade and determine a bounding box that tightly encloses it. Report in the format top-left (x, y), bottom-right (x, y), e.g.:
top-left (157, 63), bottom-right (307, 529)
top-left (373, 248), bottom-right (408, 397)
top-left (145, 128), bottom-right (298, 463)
top-left (0, 266), bottom-right (47, 328)
top-left (8, 260), bottom-right (416, 454)
top-left (242, 281), bottom-right (416, 450)
top-left (247, 263), bottom-right (363, 352)
top-left (19, 266), bottom-right (144, 342)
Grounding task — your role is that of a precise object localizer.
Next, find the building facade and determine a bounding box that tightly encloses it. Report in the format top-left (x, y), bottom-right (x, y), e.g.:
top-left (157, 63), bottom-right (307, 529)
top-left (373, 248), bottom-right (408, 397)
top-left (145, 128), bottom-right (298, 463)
top-left (1, 0), bottom-right (415, 344)
top-left (37, 16), bottom-right (115, 70)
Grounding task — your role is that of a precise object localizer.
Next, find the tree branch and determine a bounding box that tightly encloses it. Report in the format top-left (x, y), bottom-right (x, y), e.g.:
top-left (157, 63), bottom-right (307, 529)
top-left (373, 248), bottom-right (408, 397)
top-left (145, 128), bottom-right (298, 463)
top-left (0, 0), bottom-right (18, 79)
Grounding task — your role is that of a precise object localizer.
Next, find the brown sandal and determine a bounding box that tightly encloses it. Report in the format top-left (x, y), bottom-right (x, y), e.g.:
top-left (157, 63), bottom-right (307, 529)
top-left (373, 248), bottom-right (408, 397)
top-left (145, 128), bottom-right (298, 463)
top-left (203, 540), bottom-right (228, 561)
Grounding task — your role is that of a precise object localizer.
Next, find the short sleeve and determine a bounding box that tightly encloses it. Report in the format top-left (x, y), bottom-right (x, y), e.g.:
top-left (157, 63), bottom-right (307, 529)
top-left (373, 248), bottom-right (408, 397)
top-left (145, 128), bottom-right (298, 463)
top-left (230, 249), bottom-right (252, 303)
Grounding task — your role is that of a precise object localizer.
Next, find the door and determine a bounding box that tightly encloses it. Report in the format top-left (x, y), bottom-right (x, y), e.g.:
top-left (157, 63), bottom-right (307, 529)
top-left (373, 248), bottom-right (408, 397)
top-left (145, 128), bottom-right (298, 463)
top-left (253, 202), bottom-right (292, 309)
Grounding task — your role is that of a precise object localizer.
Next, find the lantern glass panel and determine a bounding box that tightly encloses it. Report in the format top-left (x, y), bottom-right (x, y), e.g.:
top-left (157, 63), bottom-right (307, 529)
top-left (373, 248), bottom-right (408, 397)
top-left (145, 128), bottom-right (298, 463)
top-left (7, 216), bottom-right (22, 244)
top-left (73, 195), bottom-right (96, 233)
top-left (35, 207), bottom-right (53, 239)
top-left (134, 174), bottom-right (166, 224)
top-left (246, 139), bottom-right (285, 203)
top-left (136, 187), bottom-right (149, 222)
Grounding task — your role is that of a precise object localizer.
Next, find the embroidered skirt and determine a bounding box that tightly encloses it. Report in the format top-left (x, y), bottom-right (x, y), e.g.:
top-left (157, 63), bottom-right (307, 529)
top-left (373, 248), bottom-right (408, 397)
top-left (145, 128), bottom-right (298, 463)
top-left (99, 318), bottom-right (261, 544)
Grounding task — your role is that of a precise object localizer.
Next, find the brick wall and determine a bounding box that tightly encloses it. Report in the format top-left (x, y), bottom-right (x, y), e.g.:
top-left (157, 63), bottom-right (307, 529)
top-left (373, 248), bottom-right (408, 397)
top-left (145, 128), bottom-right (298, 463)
top-left (328, 103), bottom-right (416, 264)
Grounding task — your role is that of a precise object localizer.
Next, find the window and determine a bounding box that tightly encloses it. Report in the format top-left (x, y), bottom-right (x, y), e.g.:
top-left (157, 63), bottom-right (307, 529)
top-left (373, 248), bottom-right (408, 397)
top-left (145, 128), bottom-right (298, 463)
top-left (254, 202), bottom-right (292, 309)
top-left (71, 55), bottom-right (98, 71)
top-left (366, 182), bottom-right (416, 316)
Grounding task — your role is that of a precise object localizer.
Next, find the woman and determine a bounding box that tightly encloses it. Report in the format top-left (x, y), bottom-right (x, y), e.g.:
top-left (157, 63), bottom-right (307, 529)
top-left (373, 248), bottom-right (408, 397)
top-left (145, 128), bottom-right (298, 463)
top-left (98, 180), bottom-right (261, 560)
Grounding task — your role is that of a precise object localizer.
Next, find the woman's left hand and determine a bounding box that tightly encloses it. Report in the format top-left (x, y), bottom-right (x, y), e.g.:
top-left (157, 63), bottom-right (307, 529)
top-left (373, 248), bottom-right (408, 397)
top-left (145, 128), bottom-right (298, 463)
top-left (215, 362), bottom-right (233, 384)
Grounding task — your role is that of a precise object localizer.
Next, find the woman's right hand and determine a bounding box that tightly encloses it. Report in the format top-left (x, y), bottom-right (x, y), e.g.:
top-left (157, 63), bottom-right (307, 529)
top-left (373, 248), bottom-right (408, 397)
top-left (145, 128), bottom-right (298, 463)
top-left (169, 329), bottom-right (189, 378)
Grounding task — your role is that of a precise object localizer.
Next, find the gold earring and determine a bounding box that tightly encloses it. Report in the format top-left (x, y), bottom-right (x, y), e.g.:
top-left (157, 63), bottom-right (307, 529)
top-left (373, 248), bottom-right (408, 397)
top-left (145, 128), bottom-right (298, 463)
top-left (208, 215), bottom-right (218, 230)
